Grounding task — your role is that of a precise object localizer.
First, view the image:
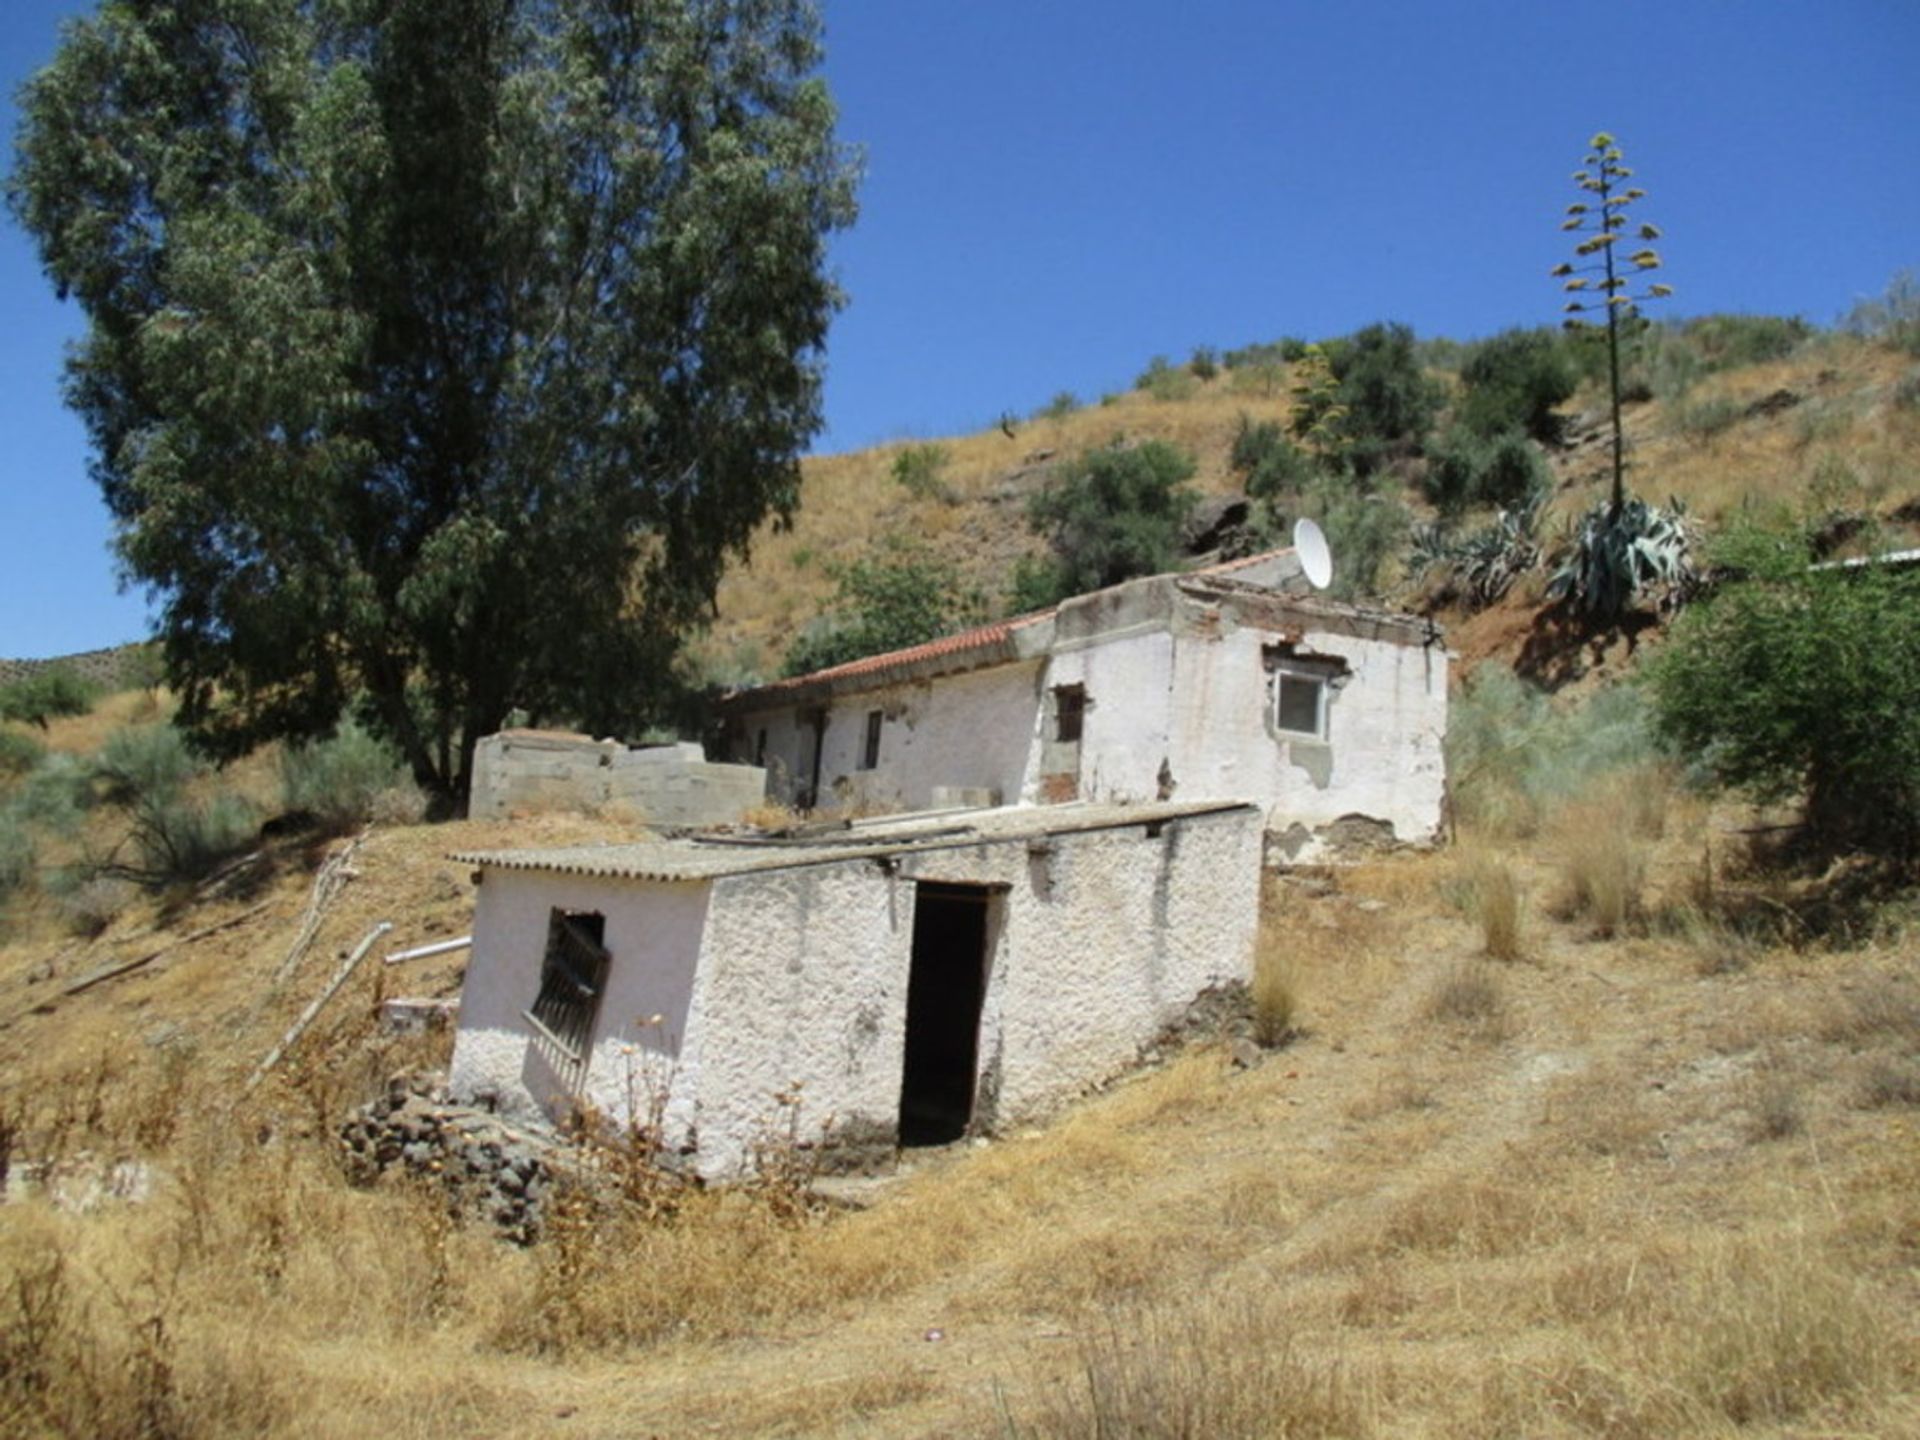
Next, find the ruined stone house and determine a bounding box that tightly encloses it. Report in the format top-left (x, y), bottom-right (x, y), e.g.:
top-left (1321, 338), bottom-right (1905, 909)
top-left (719, 549), bottom-right (1450, 860)
top-left (446, 800), bottom-right (1263, 1177)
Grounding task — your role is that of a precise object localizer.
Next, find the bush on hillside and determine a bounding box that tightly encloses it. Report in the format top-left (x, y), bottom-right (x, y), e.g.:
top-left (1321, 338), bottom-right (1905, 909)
top-left (1017, 438), bottom-right (1199, 609)
top-left (1456, 328), bottom-right (1579, 444)
top-left (890, 443), bottom-right (951, 501)
top-left (1229, 416), bottom-right (1323, 502)
top-left (0, 728), bottom-right (46, 780)
top-left (1648, 516), bottom-right (1920, 856)
top-left (1297, 477), bottom-right (1409, 603)
top-left (1187, 345), bottom-right (1220, 381)
top-left (1325, 322), bottom-right (1446, 477)
top-left (90, 724), bottom-right (257, 884)
top-left (1842, 269), bottom-right (1920, 356)
top-left (1424, 427), bottom-right (1551, 515)
top-left (0, 666), bottom-right (96, 730)
top-left (784, 539), bottom-right (985, 678)
top-left (281, 723), bottom-right (419, 832)
top-left (1134, 355), bottom-right (1197, 403)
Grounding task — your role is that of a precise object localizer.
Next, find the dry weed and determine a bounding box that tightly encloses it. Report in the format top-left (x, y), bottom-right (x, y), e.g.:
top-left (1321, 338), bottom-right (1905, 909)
top-left (1423, 960), bottom-right (1508, 1039)
top-left (991, 1293), bottom-right (1371, 1438)
top-left (1250, 912), bottom-right (1299, 1046)
top-left (1379, 1177), bottom-right (1579, 1259)
top-left (1452, 847), bottom-right (1524, 961)
top-left (1553, 811), bottom-right (1648, 938)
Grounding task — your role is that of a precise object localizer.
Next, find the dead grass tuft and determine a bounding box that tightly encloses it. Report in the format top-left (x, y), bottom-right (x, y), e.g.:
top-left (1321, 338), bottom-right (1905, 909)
top-left (1250, 909), bottom-right (1299, 1046)
top-left (1379, 1177), bottom-right (1578, 1258)
top-left (991, 1293), bottom-right (1372, 1438)
top-left (1423, 960), bottom-right (1507, 1039)
top-left (1453, 847), bottom-right (1525, 961)
top-left (1552, 799), bottom-right (1649, 938)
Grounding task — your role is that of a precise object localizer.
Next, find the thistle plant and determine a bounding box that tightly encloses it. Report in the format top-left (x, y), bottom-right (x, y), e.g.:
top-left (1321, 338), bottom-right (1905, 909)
top-left (1553, 132), bottom-right (1672, 515)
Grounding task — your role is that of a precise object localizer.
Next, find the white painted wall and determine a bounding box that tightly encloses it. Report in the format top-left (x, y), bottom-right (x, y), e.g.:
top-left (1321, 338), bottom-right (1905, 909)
top-left (448, 807), bottom-right (1263, 1178)
top-left (448, 870), bottom-right (710, 1131)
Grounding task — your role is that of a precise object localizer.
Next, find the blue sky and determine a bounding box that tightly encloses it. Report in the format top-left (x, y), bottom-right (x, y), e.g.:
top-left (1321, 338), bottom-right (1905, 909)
top-left (2, 0), bottom-right (1916, 657)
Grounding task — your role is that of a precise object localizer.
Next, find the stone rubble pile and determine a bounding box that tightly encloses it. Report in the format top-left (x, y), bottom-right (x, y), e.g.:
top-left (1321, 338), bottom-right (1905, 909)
top-left (339, 1070), bottom-right (558, 1243)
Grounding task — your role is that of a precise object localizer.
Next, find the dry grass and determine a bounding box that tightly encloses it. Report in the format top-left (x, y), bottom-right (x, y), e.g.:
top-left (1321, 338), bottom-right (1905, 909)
top-left (1453, 846), bottom-right (1524, 961)
top-left (1423, 959), bottom-right (1507, 1038)
top-left (1552, 798), bottom-right (1650, 938)
top-left (1250, 903), bottom-right (1299, 1046)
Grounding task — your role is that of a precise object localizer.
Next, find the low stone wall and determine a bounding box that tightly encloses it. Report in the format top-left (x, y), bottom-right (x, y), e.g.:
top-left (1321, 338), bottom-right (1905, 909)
top-left (470, 730), bottom-right (766, 827)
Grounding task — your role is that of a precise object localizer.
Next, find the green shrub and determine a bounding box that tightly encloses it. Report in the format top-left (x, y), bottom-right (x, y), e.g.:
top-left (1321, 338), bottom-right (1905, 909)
top-left (1019, 439), bottom-right (1199, 606)
top-left (1424, 427), bottom-right (1550, 515)
top-left (0, 666), bottom-right (96, 730)
top-left (784, 538), bottom-right (985, 678)
top-left (281, 723), bottom-right (417, 831)
top-left (1326, 321), bottom-right (1446, 477)
top-left (889, 443), bottom-right (951, 501)
top-left (0, 811), bottom-right (34, 904)
top-left (1187, 345), bottom-right (1220, 381)
top-left (1456, 328), bottom-right (1579, 443)
top-left (0, 728), bottom-right (46, 780)
top-left (90, 725), bottom-right (257, 884)
top-left (1223, 337), bottom-right (1307, 369)
top-left (1036, 391), bottom-right (1080, 421)
top-left (1648, 516), bottom-right (1920, 854)
top-left (1229, 416), bottom-right (1323, 501)
top-left (1135, 355), bottom-right (1197, 403)
top-left (10, 753), bottom-right (93, 834)
top-left (1685, 313), bottom-right (1814, 370)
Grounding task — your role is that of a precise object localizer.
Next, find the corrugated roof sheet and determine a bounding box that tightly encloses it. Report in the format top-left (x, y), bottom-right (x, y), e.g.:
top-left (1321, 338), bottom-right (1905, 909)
top-left (451, 799), bottom-right (1255, 883)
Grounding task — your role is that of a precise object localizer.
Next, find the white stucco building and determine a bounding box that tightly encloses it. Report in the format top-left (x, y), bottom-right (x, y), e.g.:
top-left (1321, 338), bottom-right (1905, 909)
top-left (447, 800), bottom-right (1262, 1177)
top-left (721, 550), bottom-right (1450, 859)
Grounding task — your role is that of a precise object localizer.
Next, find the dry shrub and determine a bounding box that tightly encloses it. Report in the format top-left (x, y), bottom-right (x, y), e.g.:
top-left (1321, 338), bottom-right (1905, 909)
top-left (1343, 1069), bottom-right (1437, 1123)
top-left (1453, 847), bottom-right (1524, 960)
top-left (1552, 801), bottom-right (1648, 938)
top-left (1819, 967), bottom-right (1920, 1048)
top-left (1423, 960), bottom-right (1507, 1039)
top-left (1542, 1068), bottom-right (1661, 1160)
top-left (1857, 1056), bottom-right (1920, 1108)
top-left (1745, 1055), bottom-right (1806, 1141)
top-left (1250, 911), bottom-right (1298, 1046)
top-left (994, 1294), bottom-right (1370, 1438)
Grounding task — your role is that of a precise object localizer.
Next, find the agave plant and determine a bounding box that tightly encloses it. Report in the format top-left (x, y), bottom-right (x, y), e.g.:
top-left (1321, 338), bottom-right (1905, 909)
top-left (1546, 495), bottom-right (1695, 618)
top-left (1412, 491), bottom-right (1546, 611)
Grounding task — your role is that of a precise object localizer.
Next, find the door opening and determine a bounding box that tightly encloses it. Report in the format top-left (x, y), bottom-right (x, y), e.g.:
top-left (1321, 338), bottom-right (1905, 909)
top-left (898, 882), bottom-right (995, 1146)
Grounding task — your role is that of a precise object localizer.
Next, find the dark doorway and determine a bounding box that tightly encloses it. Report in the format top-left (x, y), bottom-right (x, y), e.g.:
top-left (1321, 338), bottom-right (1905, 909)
top-left (898, 883), bottom-right (995, 1146)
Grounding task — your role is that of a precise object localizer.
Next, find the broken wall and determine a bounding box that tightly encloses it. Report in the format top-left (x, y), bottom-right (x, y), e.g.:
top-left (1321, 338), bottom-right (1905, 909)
top-left (470, 731), bottom-right (766, 827)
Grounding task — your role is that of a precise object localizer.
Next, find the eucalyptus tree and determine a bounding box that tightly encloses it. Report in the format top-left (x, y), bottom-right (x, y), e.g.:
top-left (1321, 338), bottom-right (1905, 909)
top-left (11, 0), bottom-right (859, 805)
top-left (1553, 131), bottom-right (1671, 514)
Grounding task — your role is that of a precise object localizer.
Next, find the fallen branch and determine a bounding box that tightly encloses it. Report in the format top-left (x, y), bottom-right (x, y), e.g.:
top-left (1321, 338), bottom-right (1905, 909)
top-left (272, 828), bottom-right (367, 986)
top-left (247, 920), bottom-right (393, 1092)
top-left (61, 900), bottom-right (277, 998)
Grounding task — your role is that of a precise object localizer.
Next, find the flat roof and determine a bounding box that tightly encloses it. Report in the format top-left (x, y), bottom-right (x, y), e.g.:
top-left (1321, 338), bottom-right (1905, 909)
top-left (451, 799), bottom-right (1257, 883)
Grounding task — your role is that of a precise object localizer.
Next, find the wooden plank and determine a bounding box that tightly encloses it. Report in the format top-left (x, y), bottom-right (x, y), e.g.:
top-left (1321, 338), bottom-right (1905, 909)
top-left (60, 900), bottom-right (276, 998)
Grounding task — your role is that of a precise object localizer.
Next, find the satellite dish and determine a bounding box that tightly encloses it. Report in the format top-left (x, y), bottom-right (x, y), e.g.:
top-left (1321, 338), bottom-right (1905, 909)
top-left (1293, 517), bottom-right (1334, 590)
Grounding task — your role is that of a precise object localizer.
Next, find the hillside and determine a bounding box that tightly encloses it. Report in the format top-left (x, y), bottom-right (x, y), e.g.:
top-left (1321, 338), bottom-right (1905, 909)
top-left (697, 329), bottom-right (1920, 688)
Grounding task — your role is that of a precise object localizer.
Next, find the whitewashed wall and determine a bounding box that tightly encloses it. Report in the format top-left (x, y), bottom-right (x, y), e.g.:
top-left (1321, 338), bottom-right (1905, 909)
top-left (447, 808), bottom-right (1263, 1178)
top-left (447, 870), bottom-right (710, 1132)
top-left (1161, 617), bottom-right (1449, 850)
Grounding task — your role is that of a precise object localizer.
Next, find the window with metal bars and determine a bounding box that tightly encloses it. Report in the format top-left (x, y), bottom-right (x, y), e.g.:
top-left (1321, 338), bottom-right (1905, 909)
top-left (527, 910), bottom-right (610, 1060)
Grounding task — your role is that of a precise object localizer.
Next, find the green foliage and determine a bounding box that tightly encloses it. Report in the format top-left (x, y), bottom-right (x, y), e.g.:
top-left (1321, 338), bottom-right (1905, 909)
top-left (1413, 492), bottom-right (1546, 609)
top-left (1286, 344), bottom-right (1351, 466)
top-left (1547, 496), bottom-right (1696, 619)
top-left (1424, 428), bottom-right (1551, 515)
top-left (1841, 269), bottom-right (1920, 357)
top-left (9, 0), bottom-right (859, 806)
top-left (0, 728), bottom-right (46, 780)
top-left (1135, 356), bottom-right (1198, 403)
top-left (1456, 328), bottom-right (1579, 443)
top-left (1324, 322), bottom-right (1446, 476)
top-left (281, 723), bottom-right (417, 832)
top-left (1037, 391), bottom-right (1081, 421)
top-left (0, 667), bottom-right (96, 731)
top-left (1229, 416), bottom-right (1323, 501)
top-left (1018, 439), bottom-right (1199, 607)
top-left (783, 540), bottom-right (984, 678)
top-left (890, 443), bottom-right (951, 501)
top-left (1224, 337), bottom-right (1309, 369)
top-left (1447, 666), bottom-right (1658, 834)
top-left (1671, 393), bottom-right (1743, 447)
top-left (89, 726), bottom-right (257, 885)
top-left (1188, 346), bottom-right (1220, 381)
top-left (1648, 518), bottom-right (1920, 854)
top-left (1684, 313), bottom-right (1814, 370)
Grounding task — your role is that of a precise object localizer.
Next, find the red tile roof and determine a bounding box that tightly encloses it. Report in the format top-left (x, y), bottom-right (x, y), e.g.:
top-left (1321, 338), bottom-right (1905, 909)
top-left (727, 546), bottom-right (1300, 706)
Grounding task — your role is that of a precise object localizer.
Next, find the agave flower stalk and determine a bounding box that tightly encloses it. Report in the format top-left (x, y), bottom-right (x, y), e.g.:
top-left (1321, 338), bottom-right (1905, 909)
top-left (1553, 132), bottom-right (1672, 516)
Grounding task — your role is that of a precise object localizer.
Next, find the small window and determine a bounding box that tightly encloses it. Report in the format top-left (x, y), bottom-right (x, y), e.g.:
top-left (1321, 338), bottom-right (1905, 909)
top-left (860, 709), bottom-right (883, 770)
top-left (527, 910), bottom-right (609, 1060)
top-left (1053, 684), bottom-right (1087, 743)
top-left (1274, 669), bottom-right (1326, 739)
top-left (754, 727), bottom-right (768, 766)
